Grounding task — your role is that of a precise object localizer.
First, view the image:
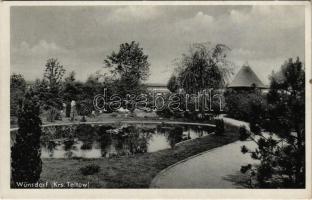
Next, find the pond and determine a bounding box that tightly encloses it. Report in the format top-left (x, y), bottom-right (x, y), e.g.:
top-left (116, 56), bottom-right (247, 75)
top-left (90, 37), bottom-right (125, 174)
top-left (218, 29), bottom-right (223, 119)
top-left (38, 123), bottom-right (213, 159)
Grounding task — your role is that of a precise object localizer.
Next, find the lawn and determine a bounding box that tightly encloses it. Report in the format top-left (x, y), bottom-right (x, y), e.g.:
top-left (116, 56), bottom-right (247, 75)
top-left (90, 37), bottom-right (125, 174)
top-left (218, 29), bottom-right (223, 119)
top-left (40, 123), bottom-right (240, 188)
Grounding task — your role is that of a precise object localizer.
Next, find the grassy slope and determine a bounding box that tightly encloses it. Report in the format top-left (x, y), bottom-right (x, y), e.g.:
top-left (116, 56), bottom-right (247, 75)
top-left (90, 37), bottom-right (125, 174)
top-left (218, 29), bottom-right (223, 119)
top-left (40, 123), bottom-right (239, 188)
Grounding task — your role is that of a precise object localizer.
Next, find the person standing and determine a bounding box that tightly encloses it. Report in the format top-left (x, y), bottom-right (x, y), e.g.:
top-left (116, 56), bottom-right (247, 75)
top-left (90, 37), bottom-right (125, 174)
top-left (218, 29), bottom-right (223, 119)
top-left (70, 100), bottom-right (77, 121)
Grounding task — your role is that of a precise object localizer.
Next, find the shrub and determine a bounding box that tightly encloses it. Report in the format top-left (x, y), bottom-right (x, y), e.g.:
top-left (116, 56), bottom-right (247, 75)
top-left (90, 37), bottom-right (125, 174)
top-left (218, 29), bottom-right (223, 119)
top-left (80, 142), bottom-right (92, 150)
top-left (156, 107), bottom-right (172, 118)
top-left (224, 89), bottom-right (265, 121)
top-left (80, 164), bottom-right (100, 175)
top-left (250, 122), bottom-right (261, 135)
top-left (215, 119), bottom-right (225, 135)
top-left (239, 125), bottom-right (250, 141)
top-left (46, 108), bottom-right (58, 122)
top-left (64, 139), bottom-right (75, 151)
top-left (80, 115), bottom-right (87, 122)
top-left (111, 113), bottom-right (118, 118)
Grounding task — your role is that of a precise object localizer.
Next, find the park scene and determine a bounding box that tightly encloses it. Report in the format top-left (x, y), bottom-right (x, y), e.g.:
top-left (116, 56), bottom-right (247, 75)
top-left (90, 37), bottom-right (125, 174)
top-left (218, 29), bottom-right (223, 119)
top-left (10, 5), bottom-right (305, 188)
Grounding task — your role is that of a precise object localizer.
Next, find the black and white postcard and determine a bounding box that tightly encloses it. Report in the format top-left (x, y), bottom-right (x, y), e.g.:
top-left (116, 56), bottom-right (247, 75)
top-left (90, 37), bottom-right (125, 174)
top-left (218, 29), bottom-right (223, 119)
top-left (0, 1), bottom-right (311, 199)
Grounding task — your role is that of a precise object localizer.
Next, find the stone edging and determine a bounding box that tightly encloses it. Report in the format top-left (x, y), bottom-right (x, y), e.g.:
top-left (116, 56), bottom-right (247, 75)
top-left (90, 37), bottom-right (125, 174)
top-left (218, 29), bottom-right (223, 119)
top-left (10, 120), bottom-right (216, 132)
top-left (175, 132), bottom-right (214, 146)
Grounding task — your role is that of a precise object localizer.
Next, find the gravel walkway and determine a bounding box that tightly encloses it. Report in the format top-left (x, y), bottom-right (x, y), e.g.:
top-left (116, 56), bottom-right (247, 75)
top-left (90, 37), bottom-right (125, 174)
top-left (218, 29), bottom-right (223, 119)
top-left (150, 117), bottom-right (258, 188)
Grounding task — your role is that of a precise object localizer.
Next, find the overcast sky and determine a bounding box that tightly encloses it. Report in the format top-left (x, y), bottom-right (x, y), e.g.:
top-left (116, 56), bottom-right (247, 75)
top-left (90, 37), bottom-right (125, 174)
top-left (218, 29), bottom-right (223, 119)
top-left (11, 5), bottom-right (305, 84)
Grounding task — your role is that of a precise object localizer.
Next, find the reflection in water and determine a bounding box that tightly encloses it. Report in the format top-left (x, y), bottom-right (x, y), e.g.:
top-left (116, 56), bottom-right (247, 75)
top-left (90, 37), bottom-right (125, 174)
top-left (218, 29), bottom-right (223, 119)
top-left (167, 127), bottom-right (183, 148)
top-left (41, 124), bottom-right (213, 159)
top-left (147, 134), bottom-right (171, 152)
top-left (41, 140), bottom-right (102, 158)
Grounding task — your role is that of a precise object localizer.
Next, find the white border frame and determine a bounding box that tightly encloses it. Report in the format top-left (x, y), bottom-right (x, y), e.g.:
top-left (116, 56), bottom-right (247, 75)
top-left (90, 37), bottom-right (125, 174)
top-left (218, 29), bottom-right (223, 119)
top-left (0, 1), bottom-right (311, 199)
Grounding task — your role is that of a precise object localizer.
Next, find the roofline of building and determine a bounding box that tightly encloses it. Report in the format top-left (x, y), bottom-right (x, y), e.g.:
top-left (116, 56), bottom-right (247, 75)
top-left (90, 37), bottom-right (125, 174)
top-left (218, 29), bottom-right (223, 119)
top-left (145, 83), bottom-right (167, 87)
top-left (227, 85), bottom-right (269, 89)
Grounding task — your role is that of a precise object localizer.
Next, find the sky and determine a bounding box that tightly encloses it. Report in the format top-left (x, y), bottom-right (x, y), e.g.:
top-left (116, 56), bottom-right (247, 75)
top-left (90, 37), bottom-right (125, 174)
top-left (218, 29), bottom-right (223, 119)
top-left (11, 5), bottom-right (305, 85)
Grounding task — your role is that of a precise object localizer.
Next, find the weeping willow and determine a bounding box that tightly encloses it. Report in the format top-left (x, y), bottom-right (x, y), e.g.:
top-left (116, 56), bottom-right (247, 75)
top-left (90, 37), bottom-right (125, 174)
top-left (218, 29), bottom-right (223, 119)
top-left (174, 42), bottom-right (234, 94)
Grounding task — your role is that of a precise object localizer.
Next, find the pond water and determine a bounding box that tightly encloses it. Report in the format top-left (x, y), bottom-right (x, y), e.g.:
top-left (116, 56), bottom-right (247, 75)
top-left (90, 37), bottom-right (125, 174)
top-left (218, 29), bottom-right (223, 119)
top-left (40, 123), bottom-right (214, 159)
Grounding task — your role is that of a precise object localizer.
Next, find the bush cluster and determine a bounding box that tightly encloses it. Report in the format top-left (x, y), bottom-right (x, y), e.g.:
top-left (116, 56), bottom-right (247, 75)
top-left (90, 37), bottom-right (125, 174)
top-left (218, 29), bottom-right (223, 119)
top-left (224, 89), bottom-right (265, 122)
top-left (80, 164), bottom-right (101, 175)
top-left (238, 125), bottom-right (249, 141)
top-left (215, 118), bottom-right (224, 135)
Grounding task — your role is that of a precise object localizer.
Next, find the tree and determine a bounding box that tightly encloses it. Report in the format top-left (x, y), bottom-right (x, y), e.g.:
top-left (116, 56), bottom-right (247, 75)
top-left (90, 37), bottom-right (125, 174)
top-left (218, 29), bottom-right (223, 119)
top-left (167, 75), bottom-right (179, 93)
top-left (62, 71), bottom-right (83, 103)
top-left (104, 41), bottom-right (150, 82)
top-left (44, 58), bottom-right (66, 90)
top-left (78, 75), bottom-right (104, 116)
top-left (64, 71), bottom-right (76, 83)
top-left (43, 58), bottom-right (65, 109)
top-left (241, 57), bottom-right (305, 188)
top-left (10, 74), bottom-right (26, 117)
top-left (11, 91), bottom-right (42, 187)
top-left (31, 79), bottom-right (49, 107)
top-left (165, 43), bottom-right (233, 117)
top-left (104, 41), bottom-right (150, 108)
top-left (34, 58), bottom-right (66, 121)
top-left (175, 43), bottom-right (233, 94)
top-left (224, 88), bottom-right (265, 121)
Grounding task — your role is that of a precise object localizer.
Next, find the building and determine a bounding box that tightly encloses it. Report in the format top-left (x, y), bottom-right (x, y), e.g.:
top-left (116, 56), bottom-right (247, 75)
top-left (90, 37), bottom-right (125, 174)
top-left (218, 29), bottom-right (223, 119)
top-left (146, 83), bottom-right (170, 95)
top-left (228, 64), bottom-right (267, 90)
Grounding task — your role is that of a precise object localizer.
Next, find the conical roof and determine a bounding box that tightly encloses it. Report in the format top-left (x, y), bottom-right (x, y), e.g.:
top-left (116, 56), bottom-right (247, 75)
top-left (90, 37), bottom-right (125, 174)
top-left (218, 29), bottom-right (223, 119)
top-left (228, 65), bottom-right (266, 88)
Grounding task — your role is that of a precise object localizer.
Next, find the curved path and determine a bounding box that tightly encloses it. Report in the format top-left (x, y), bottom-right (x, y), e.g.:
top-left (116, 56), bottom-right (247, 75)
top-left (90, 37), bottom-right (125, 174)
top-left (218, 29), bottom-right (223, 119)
top-left (150, 117), bottom-right (258, 188)
top-left (150, 140), bottom-right (257, 188)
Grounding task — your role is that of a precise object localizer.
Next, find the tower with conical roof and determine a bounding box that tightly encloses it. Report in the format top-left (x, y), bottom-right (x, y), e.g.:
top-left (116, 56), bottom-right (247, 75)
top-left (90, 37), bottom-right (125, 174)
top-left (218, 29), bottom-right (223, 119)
top-left (228, 64), bottom-right (266, 89)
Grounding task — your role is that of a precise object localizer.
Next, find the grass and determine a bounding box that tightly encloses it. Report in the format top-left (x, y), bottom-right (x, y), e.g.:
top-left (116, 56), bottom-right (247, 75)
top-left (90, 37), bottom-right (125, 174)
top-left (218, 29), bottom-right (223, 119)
top-left (40, 123), bottom-right (240, 188)
top-left (80, 164), bottom-right (101, 175)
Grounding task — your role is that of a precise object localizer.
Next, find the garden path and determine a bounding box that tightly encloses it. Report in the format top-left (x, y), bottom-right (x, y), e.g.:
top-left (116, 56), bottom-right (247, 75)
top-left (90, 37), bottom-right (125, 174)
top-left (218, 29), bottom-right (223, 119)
top-left (150, 117), bottom-right (257, 188)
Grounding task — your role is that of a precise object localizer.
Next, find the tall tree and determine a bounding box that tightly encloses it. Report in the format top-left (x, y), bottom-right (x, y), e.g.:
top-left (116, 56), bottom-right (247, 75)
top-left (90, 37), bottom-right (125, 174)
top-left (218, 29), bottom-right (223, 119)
top-left (30, 58), bottom-right (66, 122)
top-left (62, 71), bottom-right (82, 103)
top-left (11, 91), bottom-right (42, 187)
top-left (241, 57), bottom-right (305, 188)
top-left (44, 58), bottom-right (65, 90)
top-left (10, 74), bottom-right (26, 117)
top-left (42, 58), bottom-right (66, 111)
top-left (104, 41), bottom-right (150, 83)
top-left (175, 43), bottom-right (233, 94)
top-left (104, 41), bottom-right (150, 108)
